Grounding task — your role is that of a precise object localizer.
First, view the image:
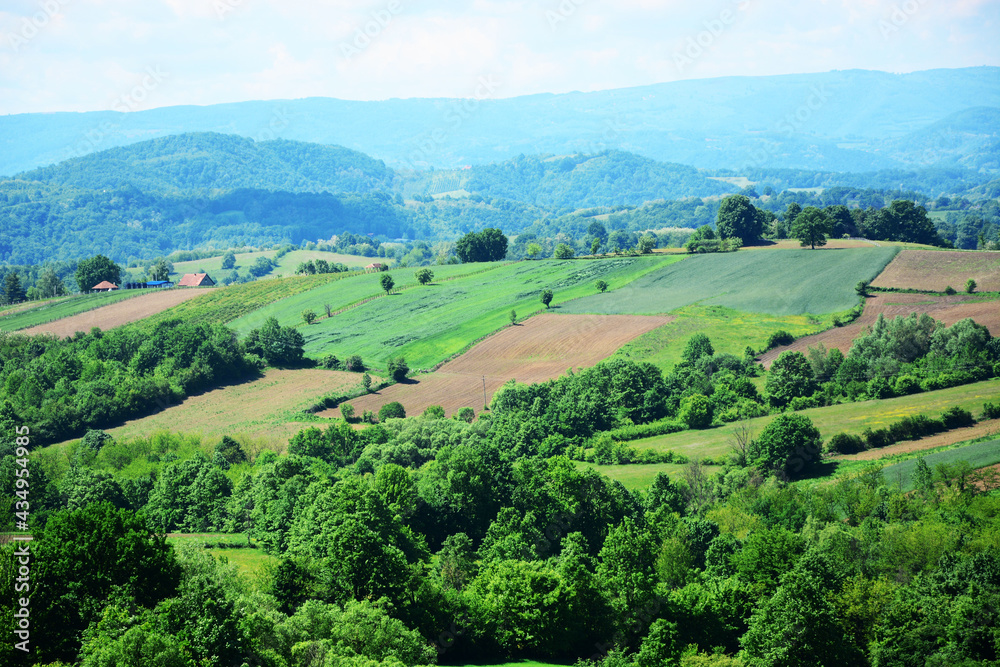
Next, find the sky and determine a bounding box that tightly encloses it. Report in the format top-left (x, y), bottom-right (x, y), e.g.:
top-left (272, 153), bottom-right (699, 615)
top-left (0, 0), bottom-right (998, 115)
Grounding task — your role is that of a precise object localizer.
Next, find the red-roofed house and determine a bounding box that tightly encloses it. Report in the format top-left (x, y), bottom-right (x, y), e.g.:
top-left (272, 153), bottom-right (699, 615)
top-left (365, 263), bottom-right (386, 272)
top-left (91, 281), bottom-right (118, 292)
top-left (178, 273), bottom-right (215, 287)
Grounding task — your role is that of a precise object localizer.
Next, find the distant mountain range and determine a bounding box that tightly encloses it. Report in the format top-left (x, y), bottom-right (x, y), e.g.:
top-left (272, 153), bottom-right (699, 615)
top-left (2, 67), bottom-right (998, 176)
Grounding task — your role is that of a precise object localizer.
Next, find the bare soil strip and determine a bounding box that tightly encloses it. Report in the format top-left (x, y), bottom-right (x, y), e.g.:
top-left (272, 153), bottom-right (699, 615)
top-left (327, 313), bottom-right (674, 418)
top-left (832, 418), bottom-right (1000, 461)
top-left (871, 249), bottom-right (1000, 292)
top-left (760, 292), bottom-right (1000, 367)
top-left (20, 289), bottom-right (210, 336)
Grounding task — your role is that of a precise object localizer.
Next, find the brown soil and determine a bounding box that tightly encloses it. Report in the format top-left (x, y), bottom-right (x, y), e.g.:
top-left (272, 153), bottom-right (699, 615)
top-left (832, 419), bottom-right (1000, 461)
top-left (871, 249), bottom-right (1000, 292)
top-left (20, 289), bottom-right (210, 336)
top-left (326, 313), bottom-right (674, 419)
top-left (760, 292), bottom-right (1000, 367)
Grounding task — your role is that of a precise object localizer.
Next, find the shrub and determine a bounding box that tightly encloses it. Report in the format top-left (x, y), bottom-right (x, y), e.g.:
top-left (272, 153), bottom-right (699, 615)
top-left (455, 407), bottom-right (475, 423)
top-left (386, 357), bottom-right (409, 382)
top-left (554, 243), bottom-right (575, 259)
top-left (679, 394), bottom-right (713, 429)
top-left (340, 403), bottom-right (356, 422)
top-left (379, 402), bottom-right (406, 420)
top-left (748, 412), bottom-right (823, 476)
top-left (596, 280), bottom-right (609, 293)
top-left (894, 375), bottom-right (921, 395)
top-left (965, 278), bottom-right (977, 294)
top-left (540, 289), bottom-right (554, 308)
top-left (362, 410), bottom-right (378, 424)
top-left (826, 432), bottom-right (865, 455)
top-left (944, 285), bottom-right (957, 295)
top-left (941, 406), bottom-right (975, 429)
top-left (415, 268), bottom-right (434, 285)
top-left (345, 355), bottom-right (365, 372)
top-left (862, 427), bottom-right (892, 449)
top-left (788, 395), bottom-right (819, 411)
top-left (319, 354), bottom-right (341, 370)
top-left (983, 402), bottom-right (1000, 420)
top-left (766, 330), bottom-right (794, 349)
top-left (302, 309), bottom-right (317, 325)
top-left (362, 373), bottom-right (372, 392)
top-left (422, 405), bottom-right (445, 419)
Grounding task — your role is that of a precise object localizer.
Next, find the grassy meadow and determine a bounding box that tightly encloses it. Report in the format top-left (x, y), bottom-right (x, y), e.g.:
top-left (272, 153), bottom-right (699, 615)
top-left (880, 438), bottom-right (1000, 490)
top-left (560, 246), bottom-right (899, 316)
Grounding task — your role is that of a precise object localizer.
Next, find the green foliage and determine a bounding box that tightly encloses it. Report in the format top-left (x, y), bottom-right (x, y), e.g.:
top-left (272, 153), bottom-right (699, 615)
top-left (386, 357), bottom-right (409, 382)
top-left (554, 243), bottom-right (575, 259)
top-left (596, 279), bottom-right (609, 293)
top-left (456, 227), bottom-right (509, 262)
top-left (220, 250), bottom-right (236, 270)
top-left (340, 403), bottom-right (356, 422)
top-left (301, 308), bottom-right (317, 325)
top-left (790, 206), bottom-right (834, 249)
top-left (32, 502), bottom-right (181, 663)
top-left (965, 277), bottom-right (977, 293)
top-left (362, 372), bottom-right (372, 392)
top-left (541, 288), bottom-right (554, 308)
top-left (76, 254), bottom-right (122, 291)
top-left (748, 413), bottom-right (822, 476)
top-left (944, 285), bottom-right (957, 295)
top-left (509, 308), bottom-right (517, 325)
top-left (455, 406), bottom-right (476, 423)
top-left (766, 351), bottom-right (818, 407)
top-left (380, 272), bottom-right (395, 295)
top-left (679, 394), bottom-right (713, 429)
top-left (244, 316), bottom-right (305, 366)
top-left (1, 272), bottom-right (25, 305)
top-left (415, 267), bottom-right (433, 285)
top-left (379, 401), bottom-right (406, 420)
top-left (422, 405), bottom-right (445, 419)
top-left (717, 195), bottom-right (762, 243)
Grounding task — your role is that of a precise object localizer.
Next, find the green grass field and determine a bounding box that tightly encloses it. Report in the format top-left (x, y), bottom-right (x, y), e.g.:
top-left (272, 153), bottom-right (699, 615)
top-left (880, 438), bottom-right (1000, 490)
top-left (615, 304), bottom-right (832, 369)
top-left (560, 247), bottom-right (899, 316)
top-left (165, 533), bottom-right (277, 578)
top-left (171, 249), bottom-right (371, 278)
top-left (229, 262), bottom-right (498, 334)
top-left (0, 289), bottom-right (147, 332)
top-left (624, 378), bottom-right (1000, 462)
top-left (577, 461), bottom-right (715, 491)
top-left (235, 256), bottom-right (669, 370)
top-left (143, 272), bottom-right (365, 326)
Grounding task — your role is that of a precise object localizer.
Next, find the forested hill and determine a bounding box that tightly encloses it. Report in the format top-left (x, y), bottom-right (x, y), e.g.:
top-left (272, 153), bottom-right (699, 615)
top-left (16, 133), bottom-right (395, 194)
top-left (2, 67), bottom-right (998, 175)
top-left (463, 152), bottom-right (736, 207)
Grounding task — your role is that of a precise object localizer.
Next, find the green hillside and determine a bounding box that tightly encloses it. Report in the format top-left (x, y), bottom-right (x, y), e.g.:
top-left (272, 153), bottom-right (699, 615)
top-left (232, 256), bottom-right (671, 370)
top-left (170, 248), bottom-right (372, 278)
top-left (561, 246), bottom-right (899, 316)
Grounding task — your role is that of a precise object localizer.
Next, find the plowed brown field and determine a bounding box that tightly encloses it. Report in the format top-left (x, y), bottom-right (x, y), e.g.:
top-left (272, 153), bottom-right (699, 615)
top-left (760, 293), bottom-right (1000, 367)
top-left (20, 289), bottom-right (210, 336)
top-left (326, 313), bottom-right (673, 419)
top-left (871, 249), bottom-right (1000, 292)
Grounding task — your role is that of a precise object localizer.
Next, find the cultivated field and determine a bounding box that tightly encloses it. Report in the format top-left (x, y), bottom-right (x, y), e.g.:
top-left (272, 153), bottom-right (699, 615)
top-left (18, 288), bottom-right (211, 337)
top-left (560, 247), bottom-right (899, 316)
top-left (102, 368), bottom-right (377, 448)
top-left (274, 256), bottom-right (667, 370)
top-left (841, 418), bottom-right (1000, 461)
top-left (871, 249), bottom-right (1000, 292)
top-left (0, 289), bottom-right (161, 332)
top-left (171, 248), bottom-right (371, 277)
top-left (880, 438), bottom-right (1000, 491)
top-left (760, 292), bottom-right (1000, 366)
top-left (742, 238), bottom-right (878, 250)
top-left (329, 313), bottom-right (673, 418)
top-left (229, 262), bottom-right (495, 334)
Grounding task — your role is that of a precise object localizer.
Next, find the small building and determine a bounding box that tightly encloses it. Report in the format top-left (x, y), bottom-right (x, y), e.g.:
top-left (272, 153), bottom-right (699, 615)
top-left (365, 263), bottom-right (386, 273)
top-left (146, 280), bottom-right (173, 288)
top-left (91, 281), bottom-right (119, 292)
top-left (178, 273), bottom-right (215, 287)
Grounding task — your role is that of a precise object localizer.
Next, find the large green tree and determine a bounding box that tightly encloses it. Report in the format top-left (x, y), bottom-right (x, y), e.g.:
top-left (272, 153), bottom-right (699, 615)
top-left (2, 272), bottom-right (25, 304)
top-left (717, 195), bottom-right (762, 244)
top-left (455, 228), bottom-right (508, 262)
top-left (791, 207), bottom-right (834, 249)
top-left (747, 413), bottom-right (822, 477)
top-left (76, 254), bottom-right (121, 291)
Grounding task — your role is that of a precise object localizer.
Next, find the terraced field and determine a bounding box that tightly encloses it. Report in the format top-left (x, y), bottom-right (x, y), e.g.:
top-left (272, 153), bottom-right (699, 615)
top-left (871, 249), bottom-right (1000, 292)
top-left (171, 248), bottom-right (370, 277)
top-left (244, 256), bottom-right (669, 370)
top-left (330, 313), bottom-right (673, 418)
top-left (561, 246), bottom-right (898, 316)
top-left (19, 288), bottom-right (210, 336)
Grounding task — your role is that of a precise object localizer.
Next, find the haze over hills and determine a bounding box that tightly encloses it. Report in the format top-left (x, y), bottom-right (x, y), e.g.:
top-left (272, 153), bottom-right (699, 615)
top-left (2, 67), bottom-right (998, 176)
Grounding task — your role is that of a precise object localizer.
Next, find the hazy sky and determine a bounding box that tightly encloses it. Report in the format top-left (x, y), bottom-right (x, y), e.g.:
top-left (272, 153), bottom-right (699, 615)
top-left (1, 0), bottom-right (997, 115)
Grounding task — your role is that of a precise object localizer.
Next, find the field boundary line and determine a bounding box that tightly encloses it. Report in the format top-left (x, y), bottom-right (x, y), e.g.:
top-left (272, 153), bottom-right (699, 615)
top-left (0, 289), bottom-right (161, 332)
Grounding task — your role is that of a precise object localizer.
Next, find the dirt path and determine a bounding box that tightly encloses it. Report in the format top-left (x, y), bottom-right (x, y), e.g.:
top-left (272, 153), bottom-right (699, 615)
top-left (326, 313), bottom-right (674, 418)
top-left (760, 292), bottom-right (1000, 367)
top-left (21, 289), bottom-right (210, 336)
